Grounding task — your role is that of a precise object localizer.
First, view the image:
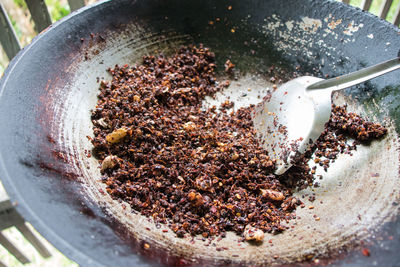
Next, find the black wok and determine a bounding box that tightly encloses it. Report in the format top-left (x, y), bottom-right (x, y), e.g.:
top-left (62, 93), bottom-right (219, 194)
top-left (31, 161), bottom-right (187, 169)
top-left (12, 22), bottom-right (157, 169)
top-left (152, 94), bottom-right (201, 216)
top-left (0, 0), bottom-right (400, 266)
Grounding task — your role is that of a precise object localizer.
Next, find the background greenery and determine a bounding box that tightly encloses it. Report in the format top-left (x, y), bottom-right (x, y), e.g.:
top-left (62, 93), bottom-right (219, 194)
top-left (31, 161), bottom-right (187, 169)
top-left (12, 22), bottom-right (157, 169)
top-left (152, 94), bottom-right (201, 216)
top-left (350, 0), bottom-right (400, 22)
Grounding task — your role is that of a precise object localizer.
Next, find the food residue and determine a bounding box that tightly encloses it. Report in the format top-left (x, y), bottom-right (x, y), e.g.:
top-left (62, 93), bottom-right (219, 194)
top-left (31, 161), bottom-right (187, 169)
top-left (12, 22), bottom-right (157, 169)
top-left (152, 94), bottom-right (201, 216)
top-left (91, 45), bottom-right (387, 241)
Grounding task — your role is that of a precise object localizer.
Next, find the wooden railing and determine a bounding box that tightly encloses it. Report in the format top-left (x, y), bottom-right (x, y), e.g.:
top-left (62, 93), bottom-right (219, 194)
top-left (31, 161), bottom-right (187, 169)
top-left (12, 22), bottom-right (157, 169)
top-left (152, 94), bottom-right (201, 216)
top-left (341, 0), bottom-right (400, 24)
top-left (0, 184), bottom-right (51, 266)
top-left (0, 0), bottom-right (85, 61)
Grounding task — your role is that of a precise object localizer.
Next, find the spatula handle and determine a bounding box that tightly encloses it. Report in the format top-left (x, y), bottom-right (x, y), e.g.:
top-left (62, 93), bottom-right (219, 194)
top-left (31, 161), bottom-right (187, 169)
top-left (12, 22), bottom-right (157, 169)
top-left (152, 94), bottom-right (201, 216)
top-left (307, 51), bottom-right (400, 92)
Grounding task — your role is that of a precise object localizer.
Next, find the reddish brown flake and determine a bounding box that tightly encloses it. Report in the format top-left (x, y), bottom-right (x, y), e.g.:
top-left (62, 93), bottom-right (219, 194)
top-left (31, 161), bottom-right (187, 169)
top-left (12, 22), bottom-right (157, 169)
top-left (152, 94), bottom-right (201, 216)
top-left (224, 59), bottom-right (235, 72)
top-left (362, 247), bottom-right (370, 257)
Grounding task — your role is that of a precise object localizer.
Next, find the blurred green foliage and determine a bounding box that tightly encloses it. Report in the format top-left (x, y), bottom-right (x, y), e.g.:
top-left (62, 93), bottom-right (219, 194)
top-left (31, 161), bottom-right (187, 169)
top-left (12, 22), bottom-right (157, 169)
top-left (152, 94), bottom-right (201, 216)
top-left (9, 14), bottom-right (23, 41)
top-left (44, 0), bottom-right (70, 22)
top-left (13, 0), bottom-right (71, 22)
top-left (350, 0), bottom-right (400, 23)
top-left (13, 0), bottom-right (27, 9)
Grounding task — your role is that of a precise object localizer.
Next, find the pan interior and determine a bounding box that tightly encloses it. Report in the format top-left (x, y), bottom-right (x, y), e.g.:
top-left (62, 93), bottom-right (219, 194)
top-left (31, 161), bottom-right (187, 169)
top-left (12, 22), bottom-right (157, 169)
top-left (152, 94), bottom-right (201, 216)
top-left (54, 19), bottom-right (400, 264)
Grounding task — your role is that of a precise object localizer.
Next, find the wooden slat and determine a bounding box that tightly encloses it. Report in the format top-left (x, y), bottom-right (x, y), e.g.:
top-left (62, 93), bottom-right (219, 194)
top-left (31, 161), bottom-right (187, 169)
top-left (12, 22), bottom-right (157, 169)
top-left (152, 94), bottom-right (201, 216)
top-left (25, 0), bottom-right (52, 33)
top-left (394, 1), bottom-right (400, 26)
top-left (379, 0), bottom-right (393, 19)
top-left (0, 182), bottom-right (10, 211)
top-left (16, 224), bottom-right (51, 258)
top-left (0, 207), bottom-right (25, 230)
top-left (0, 232), bottom-right (30, 264)
top-left (0, 184), bottom-right (25, 231)
top-left (68, 0), bottom-right (85, 12)
top-left (361, 0), bottom-right (373, 11)
top-left (0, 4), bottom-right (21, 60)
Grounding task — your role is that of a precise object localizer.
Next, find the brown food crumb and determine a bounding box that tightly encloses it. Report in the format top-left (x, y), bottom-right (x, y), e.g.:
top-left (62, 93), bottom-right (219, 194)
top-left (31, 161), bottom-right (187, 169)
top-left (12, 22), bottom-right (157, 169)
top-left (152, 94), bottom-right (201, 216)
top-left (224, 59), bottom-right (235, 72)
top-left (106, 127), bottom-right (128, 144)
top-left (244, 225), bottom-right (264, 243)
top-left (183, 121), bottom-right (197, 131)
top-left (330, 105), bottom-right (387, 141)
top-left (220, 100), bottom-right (234, 110)
top-left (91, 45), bottom-right (387, 240)
top-left (100, 155), bottom-right (118, 172)
top-left (260, 189), bottom-right (285, 201)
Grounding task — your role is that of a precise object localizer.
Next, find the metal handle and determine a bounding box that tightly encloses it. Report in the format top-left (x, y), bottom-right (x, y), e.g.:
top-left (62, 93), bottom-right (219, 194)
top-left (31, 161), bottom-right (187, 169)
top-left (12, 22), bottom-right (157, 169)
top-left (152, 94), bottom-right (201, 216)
top-left (307, 54), bottom-right (400, 92)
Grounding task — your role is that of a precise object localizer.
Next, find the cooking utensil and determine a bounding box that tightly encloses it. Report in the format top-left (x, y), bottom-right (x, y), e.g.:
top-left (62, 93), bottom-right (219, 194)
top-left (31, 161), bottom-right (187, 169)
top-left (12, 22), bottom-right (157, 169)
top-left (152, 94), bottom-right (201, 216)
top-left (0, 0), bottom-right (399, 266)
top-left (254, 52), bottom-right (400, 175)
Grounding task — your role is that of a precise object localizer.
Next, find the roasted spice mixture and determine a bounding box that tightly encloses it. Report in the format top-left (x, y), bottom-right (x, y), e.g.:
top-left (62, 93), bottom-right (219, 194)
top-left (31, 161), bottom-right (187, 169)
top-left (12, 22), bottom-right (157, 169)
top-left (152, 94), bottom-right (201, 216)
top-left (90, 45), bottom-right (387, 240)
